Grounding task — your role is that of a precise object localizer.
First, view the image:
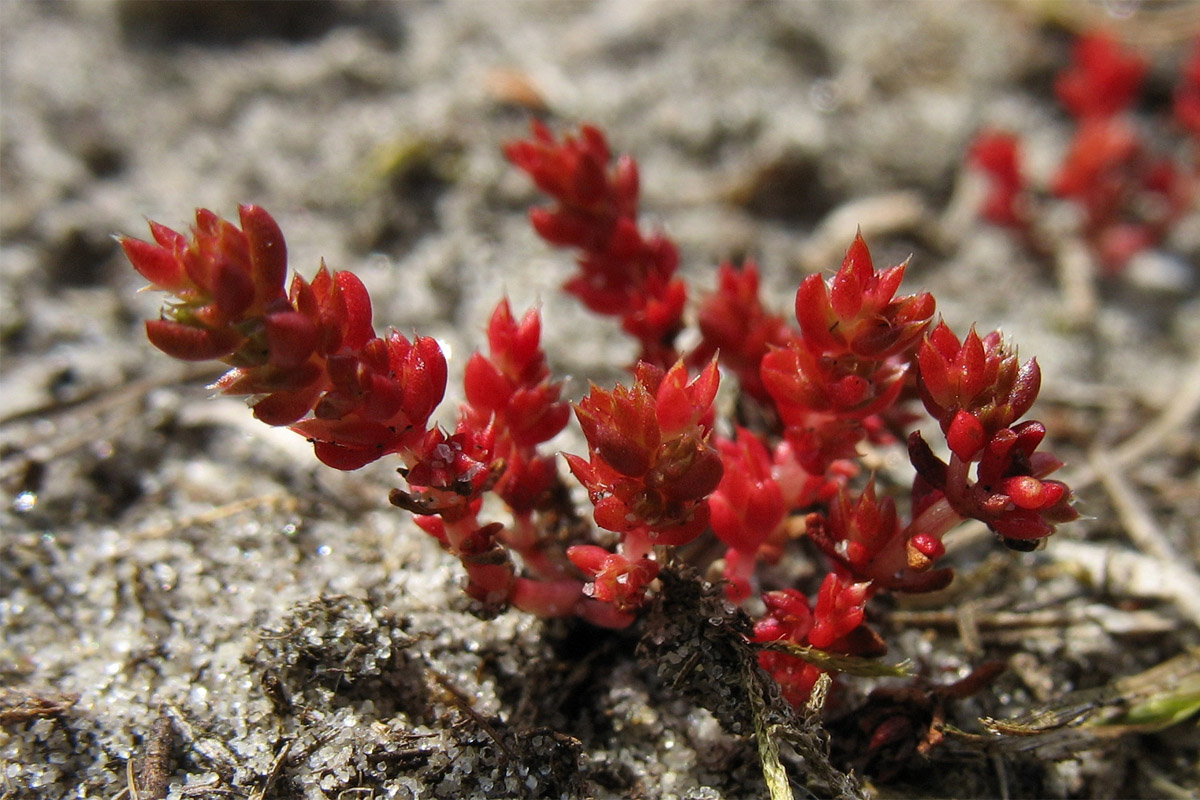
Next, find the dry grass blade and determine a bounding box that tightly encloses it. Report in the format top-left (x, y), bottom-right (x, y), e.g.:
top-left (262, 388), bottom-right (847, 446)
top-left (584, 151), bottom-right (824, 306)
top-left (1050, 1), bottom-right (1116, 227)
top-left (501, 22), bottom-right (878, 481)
top-left (130, 492), bottom-right (299, 540)
top-left (1067, 361), bottom-right (1200, 488)
top-left (1053, 236), bottom-right (1098, 328)
top-left (0, 364), bottom-right (222, 487)
top-left (983, 647), bottom-right (1200, 737)
top-left (0, 688), bottom-right (78, 724)
top-left (1051, 539), bottom-right (1200, 628)
top-left (1090, 448), bottom-right (1181, 562)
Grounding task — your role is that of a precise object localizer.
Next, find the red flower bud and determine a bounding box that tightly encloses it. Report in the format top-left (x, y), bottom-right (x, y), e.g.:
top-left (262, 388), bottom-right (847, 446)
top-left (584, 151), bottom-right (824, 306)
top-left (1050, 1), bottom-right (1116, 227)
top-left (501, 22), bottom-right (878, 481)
top-left (575, 382), bottom-right (659, 477)
top-left (969, 130), bottom-right (1028, 228)
top-left (250, 383), bottom-right (323, 427)
top-left (693, 260), bottom-right (791, 402)
top-left (395, 333), bottom-right (448, 426)
top-left (754, 589), bottom-right (814, 644)
top-left (569, 359), bottom-right (721, 543)
top-left (507, 121), bottom-right (685, 367)
top-left (947, 409), bottom-right (986, 461)
top-left (655, 359), bottom-right (718, 436)
top-left (907, 532), bottom-right (945, 571)
top-left (1174, 39), bottom-right (1200, 141)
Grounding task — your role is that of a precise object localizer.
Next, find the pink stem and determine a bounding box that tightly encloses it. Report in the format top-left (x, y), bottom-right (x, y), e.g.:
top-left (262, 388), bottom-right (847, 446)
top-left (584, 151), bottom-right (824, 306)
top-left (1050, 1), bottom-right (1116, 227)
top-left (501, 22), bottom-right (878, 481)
top-left (510, 576), bottom-right (586, 617)
top-left (576, 598), bottom-right (637, 629)
top-left (904, 453), bottom-right (972, 543)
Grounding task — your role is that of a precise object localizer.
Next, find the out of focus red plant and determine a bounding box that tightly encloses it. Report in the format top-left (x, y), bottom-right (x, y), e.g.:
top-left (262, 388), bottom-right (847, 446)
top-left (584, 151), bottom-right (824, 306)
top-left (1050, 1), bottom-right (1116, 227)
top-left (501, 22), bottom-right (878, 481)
top-left (970, 31), bottom-right (1198, 275)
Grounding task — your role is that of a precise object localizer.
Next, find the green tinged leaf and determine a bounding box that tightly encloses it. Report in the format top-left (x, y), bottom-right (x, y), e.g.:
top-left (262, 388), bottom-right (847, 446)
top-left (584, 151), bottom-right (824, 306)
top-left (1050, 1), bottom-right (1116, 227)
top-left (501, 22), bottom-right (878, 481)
top-left (760, 641), bottom-right (913, 678)
top-left (983, 647), bottom-right (1200, 737)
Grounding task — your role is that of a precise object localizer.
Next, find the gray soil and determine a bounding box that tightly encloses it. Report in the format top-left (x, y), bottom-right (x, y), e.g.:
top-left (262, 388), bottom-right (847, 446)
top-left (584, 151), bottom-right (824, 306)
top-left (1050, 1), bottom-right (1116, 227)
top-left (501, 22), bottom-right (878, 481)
top-left (2, 2), bottom-right (1198, 798)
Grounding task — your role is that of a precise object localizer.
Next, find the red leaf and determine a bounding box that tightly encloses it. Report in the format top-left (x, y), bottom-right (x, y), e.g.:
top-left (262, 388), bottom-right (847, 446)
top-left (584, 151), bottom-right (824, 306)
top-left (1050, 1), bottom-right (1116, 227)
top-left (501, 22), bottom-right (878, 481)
top-left (333, 271), bottom-right (374, 350)
top-left (239, 204), bottom-right (288, 307)
top-left (252, 385), bottom-right (321, 426)
top-left (264, 310), bottom-right (318, 369)
top-left (210, 256), bottom-right (255, 319)
top-left (311, 440), bottom-right (381, 470)
top-left (145, 319), bottom-right (239, 361)
top-left (121, 236), bottom-right (186, 290)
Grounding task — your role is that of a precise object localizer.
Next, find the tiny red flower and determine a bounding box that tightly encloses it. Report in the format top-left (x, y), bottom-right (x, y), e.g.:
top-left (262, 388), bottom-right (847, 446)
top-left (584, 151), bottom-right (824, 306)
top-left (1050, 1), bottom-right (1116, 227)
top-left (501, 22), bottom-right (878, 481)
top-left (389, 421), bottom-right (498, 522)
top-left (128, 210), bottom-right (448, 466)
top-left (908, 420), bottom-right (1078, 548)
top-left (710, 428), bottom-right (785, 555)
top-left (805, 481), bottom-right (954, 593)
top-left (808, 573), bottom-right (872, 650)
top-left (824, 481), bottom-right (901, 576)
top-left (762, 343), bottom-right (909, 422)
top-left (755, 588), bottom-right (814, 645)
top-left (974, 421), bottom-right (1079, 540)
top-left (290, 330), bottom-right (447, 468)
top-left (759, 233), bottom-right (935, 474)
top-left (464, 299), bottom-right (570, 449)
top-left (710, 428), bottom-right (786, 601)
top-left (121, 205), bottom-right (290, 362)
top-left (504, 121), bottom-right (634, 219)
top-left (492, 450), bottom-right (560, 516)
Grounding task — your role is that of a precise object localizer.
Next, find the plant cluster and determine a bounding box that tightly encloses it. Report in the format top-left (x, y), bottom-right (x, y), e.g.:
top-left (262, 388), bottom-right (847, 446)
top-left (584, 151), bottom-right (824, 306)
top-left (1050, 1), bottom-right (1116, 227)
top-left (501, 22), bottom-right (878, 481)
top-left (121, 121), bottom-right (1076, 710)
top-left (970, 32), bottom-right (1199, 275)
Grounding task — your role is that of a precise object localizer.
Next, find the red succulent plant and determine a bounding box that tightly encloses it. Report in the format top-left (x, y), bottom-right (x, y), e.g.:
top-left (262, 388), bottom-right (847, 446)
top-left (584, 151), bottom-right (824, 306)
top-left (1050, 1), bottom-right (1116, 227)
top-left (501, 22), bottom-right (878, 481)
top-left (124, 122), bottom-right (1077, 719)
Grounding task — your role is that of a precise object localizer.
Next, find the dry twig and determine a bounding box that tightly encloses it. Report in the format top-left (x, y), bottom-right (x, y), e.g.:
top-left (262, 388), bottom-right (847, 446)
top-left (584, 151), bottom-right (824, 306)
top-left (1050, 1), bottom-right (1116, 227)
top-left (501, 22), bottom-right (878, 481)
top-left (137, 714), bottom-right (174, 800)
top-left (0, 688), bottom-right (78, 725)
top-left (249, 740), bottom-right (292, 800)
top-left (1050, 540), bottom-right (1200, 628)
top-left (429, 671), bottom-right (516, 764)
top-left (1089, 449), bottom-right (1181, 563)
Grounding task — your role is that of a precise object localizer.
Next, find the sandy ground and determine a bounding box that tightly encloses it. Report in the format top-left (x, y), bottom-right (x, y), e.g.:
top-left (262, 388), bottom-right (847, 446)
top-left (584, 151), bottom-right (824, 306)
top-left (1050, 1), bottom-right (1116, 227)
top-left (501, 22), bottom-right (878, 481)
top-left (2, 2), bottom-right (1199, 798)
